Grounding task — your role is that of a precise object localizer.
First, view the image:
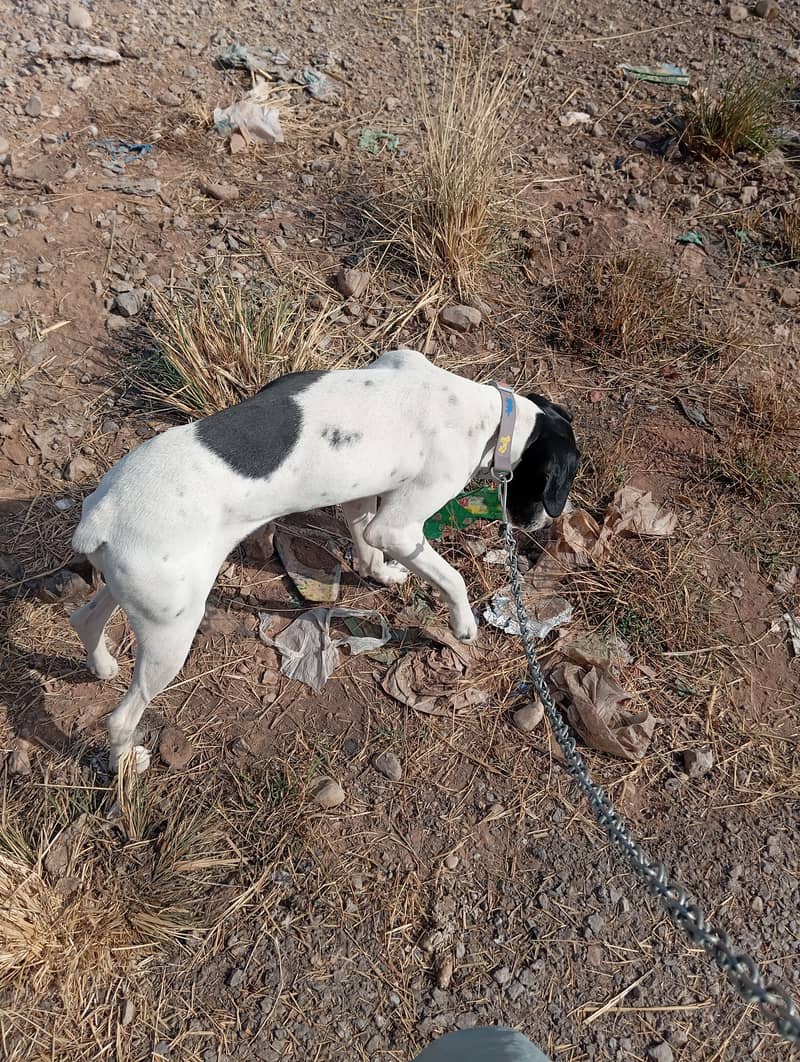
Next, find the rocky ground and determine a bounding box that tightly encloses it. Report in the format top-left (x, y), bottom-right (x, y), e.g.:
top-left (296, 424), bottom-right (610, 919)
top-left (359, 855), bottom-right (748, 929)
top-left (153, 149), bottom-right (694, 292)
top-left (1, 0), bottom-right (799, 1060)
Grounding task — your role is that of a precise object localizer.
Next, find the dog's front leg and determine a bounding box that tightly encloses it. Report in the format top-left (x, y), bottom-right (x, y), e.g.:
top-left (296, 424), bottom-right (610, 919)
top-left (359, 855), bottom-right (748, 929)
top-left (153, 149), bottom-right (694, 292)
top-left (364, 519), bottom-right (477, 642)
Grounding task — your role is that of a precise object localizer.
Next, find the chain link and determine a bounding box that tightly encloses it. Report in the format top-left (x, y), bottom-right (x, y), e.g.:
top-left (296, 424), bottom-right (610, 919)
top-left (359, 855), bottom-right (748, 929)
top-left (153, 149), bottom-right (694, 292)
top-left (498, 486), bottom-right (800, 1046)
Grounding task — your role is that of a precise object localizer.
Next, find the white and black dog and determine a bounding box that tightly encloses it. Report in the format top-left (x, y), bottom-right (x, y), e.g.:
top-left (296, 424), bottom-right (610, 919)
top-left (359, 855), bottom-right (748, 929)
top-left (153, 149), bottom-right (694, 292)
top-left (70, 348), bottom-right (579, 770)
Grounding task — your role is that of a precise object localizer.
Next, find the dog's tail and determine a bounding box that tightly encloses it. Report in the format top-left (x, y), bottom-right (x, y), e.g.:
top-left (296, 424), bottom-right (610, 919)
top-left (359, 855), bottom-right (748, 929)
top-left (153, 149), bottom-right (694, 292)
top-left (71, 497), bottom-right (109, 558)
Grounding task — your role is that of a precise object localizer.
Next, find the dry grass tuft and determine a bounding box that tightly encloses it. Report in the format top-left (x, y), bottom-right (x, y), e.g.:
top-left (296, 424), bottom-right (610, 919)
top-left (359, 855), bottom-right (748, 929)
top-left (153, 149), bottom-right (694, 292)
top-left (377, 39), bottom-right (520, 293)
top-left (682, 74), bottom-right (783, 159)
top-left (140, 281), bottom-right (350, 418)
top-left (543, 252), bottom-right (730, 377)
top-left (776, 204), bottom-right (800, 263)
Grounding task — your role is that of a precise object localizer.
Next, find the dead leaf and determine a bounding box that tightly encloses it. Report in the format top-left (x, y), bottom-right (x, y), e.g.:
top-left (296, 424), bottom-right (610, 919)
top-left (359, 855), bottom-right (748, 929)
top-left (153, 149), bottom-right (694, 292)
top-left (381, 626), bottom-right (485, 715)
top-left (275, 532), bottom-right (341, 604)
top-left (3, 437), bottom-right (30, 465)
top-left (550, 662), bottom-right (655, 761)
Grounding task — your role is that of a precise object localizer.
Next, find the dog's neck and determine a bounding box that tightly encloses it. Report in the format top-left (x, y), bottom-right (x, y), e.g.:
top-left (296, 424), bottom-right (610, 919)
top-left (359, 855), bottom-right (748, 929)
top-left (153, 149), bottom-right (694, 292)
top-left (475, 386), bottom-right (538, 478)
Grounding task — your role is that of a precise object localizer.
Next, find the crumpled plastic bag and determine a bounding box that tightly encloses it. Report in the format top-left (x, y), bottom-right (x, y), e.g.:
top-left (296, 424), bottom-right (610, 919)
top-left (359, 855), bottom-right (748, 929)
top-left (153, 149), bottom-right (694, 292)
top-left (556, 630), bottom-right (633, 674)
top-left (259, 607), bottom-right (389, 690)
top-left (484, 592), bottom-right (573, 639)
top-left (275, 532), bottom-right (340, 604)
top-left (214, 98), bottom-right (284, 145)
top-left (550, 662), bottom-right (656, 761)
top-left (381, 626), bottom-right (485, 715)
top-left (297, 66), bottom-right (337, 101)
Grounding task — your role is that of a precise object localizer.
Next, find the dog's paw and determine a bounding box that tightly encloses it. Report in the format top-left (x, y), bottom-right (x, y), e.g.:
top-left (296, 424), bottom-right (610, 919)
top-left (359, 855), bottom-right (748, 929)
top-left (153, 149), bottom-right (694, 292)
top-left (131, 745), bottom-right (152, 773)
top-left (452, 614), bottom-right (479, 644)
top-left (89, 655), bottom-right (119, 681)
top-left (371, 560), bottom-right (410, 586)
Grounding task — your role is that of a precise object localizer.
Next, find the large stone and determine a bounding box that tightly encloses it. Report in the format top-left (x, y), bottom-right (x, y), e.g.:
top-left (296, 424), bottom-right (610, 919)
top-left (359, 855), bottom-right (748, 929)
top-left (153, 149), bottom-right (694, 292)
top-left (68, 3), bottom-right (92, 29)
top-left (439, 304), bottom-right (482, 333)
top-left (336, 265), bottom-right (368, 299)
top-left (311, 776), bottom-right (345, 809)
top-left (683, 747), bottom-right (714, 778)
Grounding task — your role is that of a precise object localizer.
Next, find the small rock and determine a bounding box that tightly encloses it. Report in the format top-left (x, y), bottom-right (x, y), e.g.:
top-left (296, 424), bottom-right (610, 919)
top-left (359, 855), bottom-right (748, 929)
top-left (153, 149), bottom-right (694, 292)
top-left (229, 132), bottom-right (247, 155)
top-left (510, 8), bottom-right (526, 23)
top-left (113, 290), bottom-right (143, 318)
top-left (373, 750), bottom-right (402, 782)
top-left (751, 895), bottom-right (765, 914)
top-left (384, 96), bottom-right (401, 111)
top-left (647, 1042), bottom-right (674, 1062)
top-left (587, 912), bottom-right (605, 935)
top-left (158, 726), bottom-right (196, 769)
top-left (244, 523), bottom-right (275, 563)
top-left (435, 954), bottom-right (454, 990)
top-left (201, 181), bottom-right (239, 202)
top-left (439, 304), bottom-right (482, 333)
top-left (120, 999), bottom-right (136, 1026)
top-left (493, 965), bottom-right (513, 987)
top-left (330, 130), bottom-right (346, 150)
top-left (32, 569), bottom-right (89, 603)
top-left (740, 185), bottom-right (758, 206)
top-left (443, 852), bottom-right (460, 870)
top-left (513, 702), bottom-right (544, 733)
top-left (153, 1042), bottom-right (171, 1061)
top-left (5, 206), bottom-right (20, 224)
top-left (754, 0), bottom-right (779, 17)
top-left (308, 291), bottom-right (326, 310)
top-left (683, 747), bottom-right (714, 779)
top-left (6, 745), bottom-right (31, 777)
top-left (311, 776), bottom-right (345, 809)
top-left (626, 191), bottom-right (650, 211)
top-left (777, 286), bottom-right (799, 308)
top-left (106, 314), bottom-right (129, 332)
top-left (227, 967), bottom-right (245, 989)
top-left (336, 265), bottom-right (368, 299)
top-left (70, 75), bottom-right (92, 92)
top-left (158, 91), bottom-right (181, 107)
top-left (727, 2), bottom-right (749, 19)
top-left (24, 95), bottom-right (42, 118)
top-left (0, 137), bottom-right (9, 155)
top-left (68, 3), bottom-right (92, 29)
top-left (63, 455), bottom-right (96, 482)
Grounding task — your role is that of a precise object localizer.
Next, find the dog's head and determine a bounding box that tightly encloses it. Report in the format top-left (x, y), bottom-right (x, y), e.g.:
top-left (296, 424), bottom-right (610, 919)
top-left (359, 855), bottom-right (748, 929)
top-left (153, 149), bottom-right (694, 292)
top-left (506, 393), bottom-right (580, 530)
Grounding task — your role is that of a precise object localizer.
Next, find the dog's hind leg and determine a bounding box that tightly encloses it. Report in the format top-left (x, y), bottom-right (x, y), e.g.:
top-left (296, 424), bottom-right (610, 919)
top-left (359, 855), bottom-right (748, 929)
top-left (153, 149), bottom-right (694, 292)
top-left (342, 497), bottom-right (409, 586)
top-left (70, 585), bottom-right (120, 680)
top-left (105, 601), bottom-right (206, 773)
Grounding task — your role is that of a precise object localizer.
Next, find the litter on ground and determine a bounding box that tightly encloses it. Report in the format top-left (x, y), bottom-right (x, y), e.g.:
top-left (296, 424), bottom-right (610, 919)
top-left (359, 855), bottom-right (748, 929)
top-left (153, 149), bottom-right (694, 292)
top-left (424, 485), bottom-right (503, 541)
top-left (381, 626), bottom-right (485, 715)
top-left (275, 532), bottom-right (341, 604)
top-left (358, 129), bottom-right (399, 154)
top-left (259, 607), bottom-right (390, 691)
top-left (618, 62), bottom-right (689, 85)
top-left (214, 83), bottom-right (285, 145)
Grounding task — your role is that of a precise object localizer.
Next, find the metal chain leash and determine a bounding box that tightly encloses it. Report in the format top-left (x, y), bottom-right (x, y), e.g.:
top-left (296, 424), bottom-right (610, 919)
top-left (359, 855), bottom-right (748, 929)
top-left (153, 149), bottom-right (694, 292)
top-left (497, 483), bottom-right (800, 1047)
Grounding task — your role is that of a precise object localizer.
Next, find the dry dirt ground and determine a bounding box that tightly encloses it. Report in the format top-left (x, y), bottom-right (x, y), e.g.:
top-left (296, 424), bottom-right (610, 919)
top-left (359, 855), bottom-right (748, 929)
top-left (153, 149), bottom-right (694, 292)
top-left (1, 0), bottom-right (799, 1060)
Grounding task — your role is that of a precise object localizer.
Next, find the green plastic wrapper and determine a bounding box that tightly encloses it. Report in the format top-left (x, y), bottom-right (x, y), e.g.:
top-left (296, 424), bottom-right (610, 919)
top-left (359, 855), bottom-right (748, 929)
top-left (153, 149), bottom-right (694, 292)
top-left (424, 485), bottom-right (503, 541)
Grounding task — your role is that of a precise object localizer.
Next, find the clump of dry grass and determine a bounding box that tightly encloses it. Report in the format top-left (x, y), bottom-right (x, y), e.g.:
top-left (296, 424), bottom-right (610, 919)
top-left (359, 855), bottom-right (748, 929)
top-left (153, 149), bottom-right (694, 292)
top-left (141, 281), bottom-right (342, 418)
top-left (379, 40), bottom-right (520, 293)
top-left (682, 74), bottom-right (783, 158)
top-left (545, 252), bottom-right (730, 376)
top-left (776, 205), bottom-right (800, 263)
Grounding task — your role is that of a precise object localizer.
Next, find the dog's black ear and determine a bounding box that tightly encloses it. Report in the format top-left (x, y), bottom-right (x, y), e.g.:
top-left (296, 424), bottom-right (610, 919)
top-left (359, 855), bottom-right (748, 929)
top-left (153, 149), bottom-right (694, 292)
top-left (506, 408), bottom-right (580, 525)
top-left (526, 391), bottom-right (574, 424)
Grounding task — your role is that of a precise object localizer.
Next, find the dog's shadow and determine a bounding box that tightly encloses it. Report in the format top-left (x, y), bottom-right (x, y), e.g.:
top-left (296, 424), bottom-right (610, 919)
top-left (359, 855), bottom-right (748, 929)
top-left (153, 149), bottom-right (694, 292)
top-left (0, 492), bottom-right (376, 765)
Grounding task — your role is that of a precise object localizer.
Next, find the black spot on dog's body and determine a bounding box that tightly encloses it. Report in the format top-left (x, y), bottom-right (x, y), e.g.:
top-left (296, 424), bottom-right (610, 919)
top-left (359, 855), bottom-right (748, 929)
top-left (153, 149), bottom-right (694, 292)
top-left (447, 393), bottom-right (459, 407)
top-left (363, 379), bottom-right (374, 387)
top-left (162, 554), bottom-right (170, 563)
top-left (175, 608), bottom-right (185, 618)
top-left (322, 426), bottom-right (362, 449)
top-left (196, 371), bottom-right (326, 479)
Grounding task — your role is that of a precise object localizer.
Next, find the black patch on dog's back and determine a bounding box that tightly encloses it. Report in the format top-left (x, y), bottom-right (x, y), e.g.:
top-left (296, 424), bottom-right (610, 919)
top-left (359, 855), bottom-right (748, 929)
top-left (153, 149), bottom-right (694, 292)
top-left (196, 371), bottom-right (325, 479)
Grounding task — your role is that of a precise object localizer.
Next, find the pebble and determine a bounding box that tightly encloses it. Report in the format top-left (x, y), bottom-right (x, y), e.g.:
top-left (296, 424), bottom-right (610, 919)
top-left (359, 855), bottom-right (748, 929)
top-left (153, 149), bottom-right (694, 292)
top-left (683, 747), bottom-right (714, 778)
top-left (510, 8), bottom-right (526, 23)
top-left (158, 726), bottom-right (196, 769)
top-left (312, 777), bottom-right (345, 809)
top-left (373, 750), bottom-right (402, 782)
top-left (0, 136), bottom-right (10, 156)
top-left (336, 265), bottom-right (368, 299)
top-left (439, 304), bottom-right (481, 333)
top-left (727, 2), bottom-right (748, 19)
top-left (229, 132), bottom-right (247, 155)
top-left (435, 954), bottom-right (454, 990)
top-left (7, 746), bottom-right (31, 777)
top-left (158, 91), bottom-right (181, 107)
top-left (113, 290), bottom-right (143, 317)
top-left (106, 314), bottom-right (130, 332)
top-left (754, 0), bottom-right (779, 17)
top-left (513, 702), bottom-right (544, 732)
top-left (443, 852), bottom-right (460, 870)
top-left (24, 95), bottom-right (42, 118)
top-left (70, 75), bottom-right (92, 92)
top-left (68, 3), bottom-right (92, 29)
top-left (647, 1043), bottom-right (674, 1062)
top-left (63, 454), bottom-right (95, 482)
top-left (201, 181), bottom-right (239, 202)
top-left (740, 185), bottom-right (758, 206)
top-left (777, 286), bottom-right (799, 308)
top-left (493, 965), bottom-right (513, 986)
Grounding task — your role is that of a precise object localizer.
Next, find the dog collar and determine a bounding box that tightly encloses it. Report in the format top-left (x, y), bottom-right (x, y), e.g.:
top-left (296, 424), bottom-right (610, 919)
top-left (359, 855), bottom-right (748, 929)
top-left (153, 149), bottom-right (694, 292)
top-left (489, 381), bottom-right (516, 480)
